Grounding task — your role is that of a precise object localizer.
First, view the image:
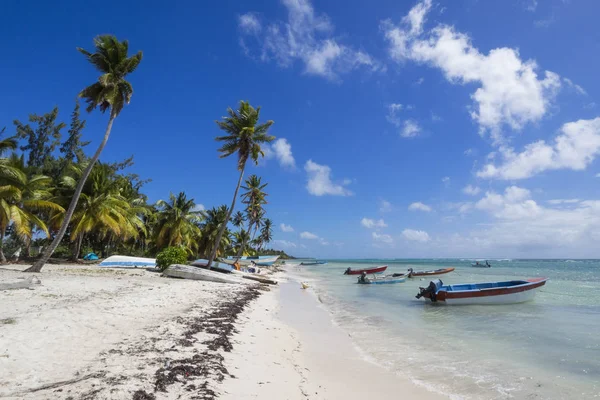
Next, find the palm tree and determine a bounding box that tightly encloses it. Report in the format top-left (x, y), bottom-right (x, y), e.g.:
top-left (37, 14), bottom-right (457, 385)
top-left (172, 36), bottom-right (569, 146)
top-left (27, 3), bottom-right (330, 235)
top-left (231, 211), bottom-right (245, 229)
top-left (259, 218), bottom-right (273, 251)
top-left (199, 205), bottom-right (232, 258)
top-left (27, 35), bottom-right (142, 272)
top-left (52, 163), bottom-right (148, 259)
top-left (206, 102), bottom-right (274, 267)
top-left (0, 154), bottom-right (64, 263)
top-left (235, 175), bottom-right (268, 257)
top-left (154, 192), bottom-right (203, 254)
top-left (0, 128), bottom-right (18, 156)
top-left (231, 229), bottom-right (251, 256)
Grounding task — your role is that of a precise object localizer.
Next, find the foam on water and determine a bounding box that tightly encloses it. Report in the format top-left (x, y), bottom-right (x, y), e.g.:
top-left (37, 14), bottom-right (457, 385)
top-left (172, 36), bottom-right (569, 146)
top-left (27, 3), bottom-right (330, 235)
top-left (290, 259), bottom-right (600, 399)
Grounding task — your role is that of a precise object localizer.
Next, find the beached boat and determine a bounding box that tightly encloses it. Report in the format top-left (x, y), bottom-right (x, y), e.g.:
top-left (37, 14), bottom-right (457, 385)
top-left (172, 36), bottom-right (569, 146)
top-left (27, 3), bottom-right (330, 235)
top-left (224, 255), bottom-right (280, 266)
top-left (231, 269), bottom-right (278, 285)
top-left (357, 274), bottom-right (406, 285)
top-left (300, 261), bottom-right (328, 265)
top-left (99, 255), bottom-right (156, 268)
top-left (416, 278), bottom-right (547, 305)
top-left (393, 267), bottom-right (455, 278)
top-left (162, 264), bottom-right (246, 284)
top-left (191, 259), bottom-right (234, 273)
top-left (343, 266), bottom-right (387, 275)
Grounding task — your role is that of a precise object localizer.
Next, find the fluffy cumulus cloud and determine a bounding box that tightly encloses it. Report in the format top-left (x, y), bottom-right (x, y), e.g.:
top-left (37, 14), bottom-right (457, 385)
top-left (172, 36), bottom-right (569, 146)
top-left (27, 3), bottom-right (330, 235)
top-left (462, 185), bottom-right (481, 196)
top-left (477, 118), bottom-right (600, 180)
top-left (372, 232), bottom-right (394, 244)
top-left (300, 231), bottom-right (319, 239)
top-left (401, 120), bottom-right (421, 138)
top-left (263, 138), bottom-right (296, 169)
top-left (238, 0), bottom-right (379, 80)
top-left (361, 218), bottom-right (387, 229)
top-left (402, 229), bottom-right (431, 242)
top-left (382, 0), bottom-right (561, 142)
top-left (280, 223), bottom-right (294, 232)
top-left (305, 160), bottom-right (353, 196)
top-left (408, 202), bottom-right (432, 212)
top-left (386, 104), bottom-right (421, 138)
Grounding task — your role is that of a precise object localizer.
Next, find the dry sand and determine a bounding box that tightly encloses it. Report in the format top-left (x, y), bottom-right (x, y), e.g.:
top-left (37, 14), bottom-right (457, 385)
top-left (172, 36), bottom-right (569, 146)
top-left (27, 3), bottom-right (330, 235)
top-left (1, 263), bottom-right (447, 399)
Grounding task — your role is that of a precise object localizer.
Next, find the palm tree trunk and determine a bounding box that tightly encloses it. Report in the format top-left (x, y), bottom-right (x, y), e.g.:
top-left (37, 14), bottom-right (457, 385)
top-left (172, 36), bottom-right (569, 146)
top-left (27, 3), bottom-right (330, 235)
top-left (71, 234), bottom-right (83, 261)
top-left (207, 167), bottom-right (245, 268)
top-left (0, 229), bottom-right (6, 264)
top-left (25, 113), bottom-right (116, 273)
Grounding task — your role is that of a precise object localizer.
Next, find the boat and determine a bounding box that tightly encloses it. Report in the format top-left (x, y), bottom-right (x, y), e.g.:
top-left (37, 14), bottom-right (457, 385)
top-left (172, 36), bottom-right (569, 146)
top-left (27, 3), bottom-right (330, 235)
top-left (471, 261), bottom-right (491, 268)
top-left (162, 264), bottom-right (247, 284)
top-left (416, 278), bottom-right (548, 305)
top-left (99, 255), bottom-right (156, 268)
top-left (191, 259), bottom-right (234, 273)
top-left (343, 265), bottom-right (387, 275)
top-left (357, 274), bottom-right (406, 285)
top-left (224, 255), bottom-right (280, 266)
top-left (300, 260), bottom-right (328, 265)
top-left (392, 267), bottom-right (455, 278)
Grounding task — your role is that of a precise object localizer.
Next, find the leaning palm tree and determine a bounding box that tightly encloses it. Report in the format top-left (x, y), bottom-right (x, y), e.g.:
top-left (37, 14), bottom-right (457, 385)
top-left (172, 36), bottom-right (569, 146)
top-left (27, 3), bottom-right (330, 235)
top-left (26, 35), bottom-right (142, 272)
top-left (206, 101), bottom-right (274, 267)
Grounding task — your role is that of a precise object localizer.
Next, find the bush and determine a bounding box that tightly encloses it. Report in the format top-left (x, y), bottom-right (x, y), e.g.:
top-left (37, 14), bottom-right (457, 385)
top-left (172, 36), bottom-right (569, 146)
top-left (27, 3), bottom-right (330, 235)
top-left (156, 246), bottom-right (188, 271)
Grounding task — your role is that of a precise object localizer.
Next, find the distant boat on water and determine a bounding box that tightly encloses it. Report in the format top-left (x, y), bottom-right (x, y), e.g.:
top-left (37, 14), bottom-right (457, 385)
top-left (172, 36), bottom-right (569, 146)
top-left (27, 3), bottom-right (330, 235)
top-left (416, 278), bottom-right (548, 305)
top-left (300, 260), bottom-right (328, 265)
top-left (393, 267), bottom-right (455, 278)
top-left (357, 274), bottom-right (406, 285)
top-left (344, 266), bottom-right (387, 275)
top-left (471, 261), bottom-right (492, 268)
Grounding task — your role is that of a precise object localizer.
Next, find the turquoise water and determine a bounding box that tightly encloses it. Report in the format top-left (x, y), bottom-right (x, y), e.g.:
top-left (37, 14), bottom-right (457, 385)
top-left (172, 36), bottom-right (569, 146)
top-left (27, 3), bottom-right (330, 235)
top-left (289, 259), bottom-right (600, 399)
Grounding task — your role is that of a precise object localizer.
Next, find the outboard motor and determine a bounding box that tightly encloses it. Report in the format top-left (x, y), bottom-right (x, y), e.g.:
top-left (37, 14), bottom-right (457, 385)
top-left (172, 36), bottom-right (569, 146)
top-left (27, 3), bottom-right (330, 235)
top-left (416, 279), bottom-right (443, 302)
top-left (344, 267), bottom-right (351, 275)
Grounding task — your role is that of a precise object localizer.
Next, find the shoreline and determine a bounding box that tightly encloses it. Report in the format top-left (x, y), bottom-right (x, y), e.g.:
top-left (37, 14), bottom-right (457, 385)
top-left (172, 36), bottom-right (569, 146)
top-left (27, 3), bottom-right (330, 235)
top-left (1, 263), bottom-right (446, 399)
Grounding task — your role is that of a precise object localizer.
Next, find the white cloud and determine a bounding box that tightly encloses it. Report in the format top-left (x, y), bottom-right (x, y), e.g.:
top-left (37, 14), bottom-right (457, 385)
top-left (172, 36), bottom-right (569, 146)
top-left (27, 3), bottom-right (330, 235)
top-left (319, 238), bottom-right (329, 246)
top-left (361, 218), bottom-right (388, 229)
top-left (300, 231), bottom-right (319, 240)
top-left (239, 0), bottom-right (379, 80)
top-left (408, 202), bottom-right (432, 212)
top-left (273, 239), bottom-right (297, 248)
top-left (380, 200), bottom-right (392, 212)
top-left (192, 204), bottom-right (205, 212)
top-left (238, 13), bottom-right (262, 34)
top-left (475, 186), bottom-right (541, 219)
top-left (305, 160), bottom-right (353, 196)
top-left (382, 0), bottom-right (561, 142)
top-left (415, 77), bottom-right (425, 85)
top-left (442, 176), bottom-right (450, 186)
top-left (563, 78), bottom-right (586, 95)
top-left (264, 138), bottom-right (296, 168)
top-left (525, 0), bottom-right (538, 12)
top-left (477, 118), bottom-right (600, 180)
top-left (462, 185), bottom-right (481, 196)
top-left (372, 232), bottom-right (394, 244)
top-left (386, 103), bottom-right (403, 127)
top-left (547, 199), bottom-right (580, 205)
top-left (464, 148), bottom-right (474, 156)
top-left (402, 229), bottom-right (431, 242)
top-left (342, 178), bottom-right (353, 185)
top-left (401, 119), bottom-right (421, 138)
top-left (280, 223), bottom-right (294, 232)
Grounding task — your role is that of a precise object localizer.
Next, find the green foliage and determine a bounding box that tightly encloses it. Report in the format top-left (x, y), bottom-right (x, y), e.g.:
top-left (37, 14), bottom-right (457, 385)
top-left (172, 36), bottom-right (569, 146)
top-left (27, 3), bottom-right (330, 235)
top-left (77, 35), bottom-right (143, 117)
top-left (156, 246), bottom-right (188, 271)
top-left (53, 244), bottom-right (72, 258)
top-left (14, 107), bottom-right (65, 168)
top-left (60, 100), bottom-right (90, 165)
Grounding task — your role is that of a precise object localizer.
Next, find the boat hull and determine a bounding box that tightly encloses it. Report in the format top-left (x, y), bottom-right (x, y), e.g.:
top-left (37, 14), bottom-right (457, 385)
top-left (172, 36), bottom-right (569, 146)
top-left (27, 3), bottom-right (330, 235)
top-left (224, 255), bottom-right (280, 266)
top-left (99, 255), bottom-right (156, 268)
top-left (162, 264), bottom-right (246, 284)
top-left (358, 276), bottom-right (406, 285)
top-left (395, 267), bottom-right (455, 278)
top-left (344, 266), bottom-right (387, 275)
top-left (420, 278), bottom-right (547, 305)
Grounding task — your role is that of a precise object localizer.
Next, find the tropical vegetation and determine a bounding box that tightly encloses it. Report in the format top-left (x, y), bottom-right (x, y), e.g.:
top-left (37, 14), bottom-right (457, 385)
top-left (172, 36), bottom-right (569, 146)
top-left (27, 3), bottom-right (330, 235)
top-left (0, 35), bottom-right (291, 270)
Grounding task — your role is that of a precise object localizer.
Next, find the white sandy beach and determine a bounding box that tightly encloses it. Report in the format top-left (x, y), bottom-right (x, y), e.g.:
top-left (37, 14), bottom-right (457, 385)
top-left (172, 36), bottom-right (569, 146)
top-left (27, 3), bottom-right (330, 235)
top-left (0, 263), bottom-right (446, 399)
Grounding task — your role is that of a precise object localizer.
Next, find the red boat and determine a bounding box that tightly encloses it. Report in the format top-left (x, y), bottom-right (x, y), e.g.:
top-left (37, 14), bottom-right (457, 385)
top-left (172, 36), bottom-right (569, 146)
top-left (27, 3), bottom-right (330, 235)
top-left (344, 266), bottom-right (387, 275)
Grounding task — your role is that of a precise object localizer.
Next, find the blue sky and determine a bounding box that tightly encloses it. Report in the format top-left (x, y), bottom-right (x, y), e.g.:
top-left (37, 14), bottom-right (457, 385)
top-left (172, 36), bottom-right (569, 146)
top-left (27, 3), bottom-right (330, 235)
top-left (1, 0), bottom-right (599, 258)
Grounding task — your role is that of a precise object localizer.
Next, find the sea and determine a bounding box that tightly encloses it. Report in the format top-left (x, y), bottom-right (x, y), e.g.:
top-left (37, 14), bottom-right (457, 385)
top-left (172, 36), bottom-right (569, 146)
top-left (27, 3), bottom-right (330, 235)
top-left (287, 259), bottom-right (600, 400)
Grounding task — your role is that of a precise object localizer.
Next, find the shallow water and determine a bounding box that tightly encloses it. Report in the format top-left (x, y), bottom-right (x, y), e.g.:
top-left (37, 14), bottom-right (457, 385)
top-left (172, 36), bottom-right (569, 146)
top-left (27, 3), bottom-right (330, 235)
top-left (289, 259), bottom-right (600, 399)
